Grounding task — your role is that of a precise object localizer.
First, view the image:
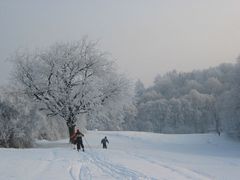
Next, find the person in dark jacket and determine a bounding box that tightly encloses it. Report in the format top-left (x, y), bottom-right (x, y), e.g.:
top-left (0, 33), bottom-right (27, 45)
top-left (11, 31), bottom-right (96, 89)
top-left (75, 129), bottom-right (85, 152)
top-left (101, 136), bottom-right (109, 149)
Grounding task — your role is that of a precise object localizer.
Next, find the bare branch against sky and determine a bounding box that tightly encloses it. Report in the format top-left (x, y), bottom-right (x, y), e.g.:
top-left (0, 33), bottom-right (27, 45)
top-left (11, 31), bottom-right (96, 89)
top-left (0, 0), bottom-right (240, 86)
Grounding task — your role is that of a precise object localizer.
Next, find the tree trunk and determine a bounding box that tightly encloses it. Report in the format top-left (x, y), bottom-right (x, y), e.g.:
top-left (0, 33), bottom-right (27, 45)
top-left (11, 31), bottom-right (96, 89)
top-left (67, 121), bottom-right (76, 144)
top-left (213, 104), bottom-right (221, 136)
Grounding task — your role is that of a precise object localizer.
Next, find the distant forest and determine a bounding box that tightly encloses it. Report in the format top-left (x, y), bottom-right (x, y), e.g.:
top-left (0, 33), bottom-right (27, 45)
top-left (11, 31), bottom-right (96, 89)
top-left (121, 61), bottom-right (240, 138)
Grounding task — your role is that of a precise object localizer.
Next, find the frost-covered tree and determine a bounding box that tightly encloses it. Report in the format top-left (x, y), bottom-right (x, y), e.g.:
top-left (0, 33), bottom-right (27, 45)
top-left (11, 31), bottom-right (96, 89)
top-left (134, 80), bottom-right (145, 102)
top-left (11, 38), bottom-right (130, 140)
top-left (206, 77), bottom-right (222, 95)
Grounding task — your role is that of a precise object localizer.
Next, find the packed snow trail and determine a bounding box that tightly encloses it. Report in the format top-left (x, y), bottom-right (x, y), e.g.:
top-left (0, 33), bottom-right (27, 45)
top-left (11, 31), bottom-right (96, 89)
top-left (1, 131), bottom-right (240, 179)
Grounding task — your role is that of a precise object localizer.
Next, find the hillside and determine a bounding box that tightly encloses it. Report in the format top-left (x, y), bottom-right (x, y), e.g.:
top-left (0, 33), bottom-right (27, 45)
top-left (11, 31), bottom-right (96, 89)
top-left (1, 131), bottom-right (240, 180)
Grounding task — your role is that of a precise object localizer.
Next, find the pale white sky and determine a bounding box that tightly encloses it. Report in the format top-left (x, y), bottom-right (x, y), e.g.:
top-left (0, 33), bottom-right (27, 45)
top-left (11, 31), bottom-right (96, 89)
top-left (0, 0), bottom-right (240, 86)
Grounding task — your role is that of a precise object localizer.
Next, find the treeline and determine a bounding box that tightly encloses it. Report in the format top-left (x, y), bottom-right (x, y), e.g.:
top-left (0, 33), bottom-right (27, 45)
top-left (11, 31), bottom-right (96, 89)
top-left (123, 62), bottom-right (240, 137)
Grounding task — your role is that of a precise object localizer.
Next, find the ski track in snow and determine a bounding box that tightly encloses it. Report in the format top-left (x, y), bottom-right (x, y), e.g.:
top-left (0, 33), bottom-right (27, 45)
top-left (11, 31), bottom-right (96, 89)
top-left (127, 152), bottom-right (212, 180)
top-left (68, 154), bottom-right (92, 180)
top-left (79, 165), bottom-right (92, 180)
top-left (67, 149), bottom-right (154, 180)
top-left (39, 135), bottom-right (157, 179)
top-left (2, 132), bottom-right (240, 180)
top-left (69, 161), bottom-right (81, 180)
top-left (66, 147), bottom-right (207, 180)
top-left (83, 150), bottom-right (155, 180)
top-left (69, 162), bottom-right (92, 180)
top-left (44, 136), bottom-right (215, 180)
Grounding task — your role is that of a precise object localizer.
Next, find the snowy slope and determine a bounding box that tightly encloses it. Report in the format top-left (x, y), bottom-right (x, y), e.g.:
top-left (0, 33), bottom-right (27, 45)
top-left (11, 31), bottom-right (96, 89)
top-left (1, 131), bottom-right (240, 180)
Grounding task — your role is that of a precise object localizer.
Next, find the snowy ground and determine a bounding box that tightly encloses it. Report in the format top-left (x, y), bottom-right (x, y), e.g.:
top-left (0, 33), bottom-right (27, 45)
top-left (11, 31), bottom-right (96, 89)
top-left (1, 131), bottom-right (240, 180)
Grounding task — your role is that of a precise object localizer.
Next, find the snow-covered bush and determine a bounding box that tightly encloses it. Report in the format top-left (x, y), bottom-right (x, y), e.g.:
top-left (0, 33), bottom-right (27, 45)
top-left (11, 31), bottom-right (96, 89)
top-left (0, 88), bottom-right (70, 148)
top-left (0, 98), bottom-right (33, 148)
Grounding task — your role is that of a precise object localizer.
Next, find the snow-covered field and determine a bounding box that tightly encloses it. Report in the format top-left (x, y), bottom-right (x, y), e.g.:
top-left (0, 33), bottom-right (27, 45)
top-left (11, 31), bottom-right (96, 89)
top-left (1, 131), bottom-right (240, 180)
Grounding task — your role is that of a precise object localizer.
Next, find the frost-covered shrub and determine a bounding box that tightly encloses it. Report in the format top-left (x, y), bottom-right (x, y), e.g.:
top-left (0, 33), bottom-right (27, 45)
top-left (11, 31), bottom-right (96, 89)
top-left (0, 99), bottom-right (34, 148)
top-left (33, 115), bottom-right (68, 141)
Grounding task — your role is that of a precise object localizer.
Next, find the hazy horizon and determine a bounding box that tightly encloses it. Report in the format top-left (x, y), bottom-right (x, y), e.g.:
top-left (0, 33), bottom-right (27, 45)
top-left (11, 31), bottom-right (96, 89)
top-left (1, 0), bottom-right (240, 86)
